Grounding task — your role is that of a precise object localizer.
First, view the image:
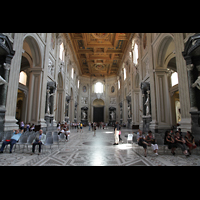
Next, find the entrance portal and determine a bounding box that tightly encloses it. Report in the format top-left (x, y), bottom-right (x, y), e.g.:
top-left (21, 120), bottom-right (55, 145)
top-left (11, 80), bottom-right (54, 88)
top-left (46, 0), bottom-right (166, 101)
top-left (93, 107), bottom-right (104, 123)
top-left (93, 99), bottom-right (104, 123)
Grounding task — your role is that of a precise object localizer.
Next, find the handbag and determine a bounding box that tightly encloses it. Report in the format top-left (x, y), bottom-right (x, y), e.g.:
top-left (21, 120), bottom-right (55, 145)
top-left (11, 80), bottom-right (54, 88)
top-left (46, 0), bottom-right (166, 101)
top-left (119, 131), bottom-right (121, 135)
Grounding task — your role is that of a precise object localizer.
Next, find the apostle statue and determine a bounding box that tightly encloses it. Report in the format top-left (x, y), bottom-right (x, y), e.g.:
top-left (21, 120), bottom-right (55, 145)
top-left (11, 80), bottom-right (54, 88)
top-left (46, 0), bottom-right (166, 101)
top-left (110, 111), bottom-right (115, 120)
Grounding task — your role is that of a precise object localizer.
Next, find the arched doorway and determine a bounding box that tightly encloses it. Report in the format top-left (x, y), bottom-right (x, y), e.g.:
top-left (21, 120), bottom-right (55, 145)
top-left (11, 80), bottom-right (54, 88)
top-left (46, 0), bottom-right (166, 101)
top-left (167, 57), bottom-right (180, 126)
top-left (154, 34), bottom-right (178, 130)
top-left (16, 35), bottom-right (42, 126)
top-left (93, 99), bottom-right (105, 123)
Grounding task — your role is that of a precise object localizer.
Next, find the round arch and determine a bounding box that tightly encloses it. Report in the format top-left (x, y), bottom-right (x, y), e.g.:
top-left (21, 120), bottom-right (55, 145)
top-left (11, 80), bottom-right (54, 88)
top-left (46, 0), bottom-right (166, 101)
top-left (16, 34), bottom-right (43, 125)
top-left (23, 34), bottom-right (42, 68)
top-left (56, 72), bottom-right (64, 123)
top-left (155, 33), bottom-right (174, 68)
top-left (93, 99), bottom-right (105, 107)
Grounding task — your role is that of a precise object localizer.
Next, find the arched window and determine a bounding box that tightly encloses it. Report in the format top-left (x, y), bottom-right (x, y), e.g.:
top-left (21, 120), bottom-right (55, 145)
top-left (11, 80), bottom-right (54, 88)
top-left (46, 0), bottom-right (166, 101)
top-left (133, 43), bottom-right (139, 65)
top-left (94, 82), bottom-right (103, 93)
top-left (171, 72), bottom-right (179, 87)
top-left (118, 80), bottom-right (120, 90)
top-left (77, 80), bottom-right (80, 88)
top-left (124, 68), bottom-right (126, 80)
top-left (71, 67), bottom-right (74, 79)
top-left (59, 42), bottom-right (64, 61)
top-left (19, 71), bottom-right (27, 86)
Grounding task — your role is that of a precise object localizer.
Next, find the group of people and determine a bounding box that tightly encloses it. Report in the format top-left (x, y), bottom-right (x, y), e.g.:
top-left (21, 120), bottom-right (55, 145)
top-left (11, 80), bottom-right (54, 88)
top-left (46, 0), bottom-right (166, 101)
top-left (137, 128), bottom-right (197, 157)
top-left (0, 129), bottom-right (46, 155)
top-left (137, 130), bottom-right (159, 157)
top-left (57, 122), bottom-right (71, 140)
top-left (69, 122), bottom-right (84, 132)
top-left (164, 129), bottom-right (197, 156)
top-left (19, 121), bottom-right (35, 132)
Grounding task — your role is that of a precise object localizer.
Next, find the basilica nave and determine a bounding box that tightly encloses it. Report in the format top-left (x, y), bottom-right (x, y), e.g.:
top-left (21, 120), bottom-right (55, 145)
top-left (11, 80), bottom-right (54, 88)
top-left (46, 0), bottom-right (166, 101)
top-left (0, 33), bottom-right (200, 166)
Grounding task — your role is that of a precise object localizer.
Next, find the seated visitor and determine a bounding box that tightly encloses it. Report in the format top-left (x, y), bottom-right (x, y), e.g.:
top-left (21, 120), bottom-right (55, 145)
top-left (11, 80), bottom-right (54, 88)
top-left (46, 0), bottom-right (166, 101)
top-left (170, 129), bottom-right (175, 136)
top-left (145, 130), bottom-right (159, 156)
top-left (165, 130), bottom-right (177, 155)
top-left (185, 131), bottom-right (197, 155)
top-left (174, 131), bottom-right (189, 157)
top-left (137, 130), bottom-right (150, 157)
top-left (0, 129), bottom-right (22, 153)
top-left (31, 129), bottom-right (46, 155)
top-left (178, 128), bottom-right (182, 136)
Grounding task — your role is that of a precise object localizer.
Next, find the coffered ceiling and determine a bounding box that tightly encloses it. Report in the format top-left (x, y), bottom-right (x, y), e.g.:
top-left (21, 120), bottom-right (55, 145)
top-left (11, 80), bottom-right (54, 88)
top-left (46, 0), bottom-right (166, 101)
top-left (68, 33), bottom-right (133, 77)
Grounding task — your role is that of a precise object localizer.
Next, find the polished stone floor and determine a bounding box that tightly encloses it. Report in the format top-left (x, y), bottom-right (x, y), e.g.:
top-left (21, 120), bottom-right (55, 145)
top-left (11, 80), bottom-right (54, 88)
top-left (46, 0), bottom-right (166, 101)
top-left (0, 127), bottom-right (200, 166)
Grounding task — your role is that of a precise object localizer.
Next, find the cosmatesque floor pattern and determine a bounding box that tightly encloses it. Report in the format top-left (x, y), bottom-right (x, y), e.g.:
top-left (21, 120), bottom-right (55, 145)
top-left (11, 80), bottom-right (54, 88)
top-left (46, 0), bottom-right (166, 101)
top-left (0, 127), bottom-right (200, 166)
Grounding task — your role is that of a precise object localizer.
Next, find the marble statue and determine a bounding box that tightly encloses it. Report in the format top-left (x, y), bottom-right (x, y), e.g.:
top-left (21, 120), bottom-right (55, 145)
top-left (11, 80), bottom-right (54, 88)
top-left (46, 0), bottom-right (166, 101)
top-left (192, 76), bottom-right (200, 90)
top-left (128, 104), bottom-right (131, 118)
top-left (110, 111), bottom-right (115, 120)
top-left (144, 92), bottom-right (150, 116)
top-left (0, 75), bottom-right (7, 85)
top-left (82, 110), bottom-right (87, 119)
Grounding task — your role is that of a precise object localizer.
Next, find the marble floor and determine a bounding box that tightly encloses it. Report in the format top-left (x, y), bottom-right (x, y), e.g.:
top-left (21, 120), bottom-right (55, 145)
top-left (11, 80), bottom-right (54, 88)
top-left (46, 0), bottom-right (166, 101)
top-left (0, 127), bottom-right (200, 166)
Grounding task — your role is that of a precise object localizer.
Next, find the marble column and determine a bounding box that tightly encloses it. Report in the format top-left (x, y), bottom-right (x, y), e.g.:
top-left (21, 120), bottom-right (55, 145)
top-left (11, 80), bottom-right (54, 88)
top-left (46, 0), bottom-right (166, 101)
top-left (38, 33), bottom-right (51, 128)
top-left (174, 33), bottom-right (191, 132)
top-left (4, 33), bottom-right (24, 131)
top-left (186, 64), bottom-right (198, 111)
top-left (0, 63), bottom-right (10, 108)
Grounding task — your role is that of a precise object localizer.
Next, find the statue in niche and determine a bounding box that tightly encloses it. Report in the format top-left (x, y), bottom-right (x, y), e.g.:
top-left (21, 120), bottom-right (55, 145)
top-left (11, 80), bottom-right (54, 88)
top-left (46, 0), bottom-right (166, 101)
top-left (82, 110), bottom-right (87, 119)
top-left (110, 111), bottom-right (115, 120)
top-left (192, 76), bottom-right (200, 90)
top-left (128, 104), bottom-right (131, 118)
top-left (144, 90), bottom-right (150, 116)
top-left (74, 107), bottom-right (77, 118)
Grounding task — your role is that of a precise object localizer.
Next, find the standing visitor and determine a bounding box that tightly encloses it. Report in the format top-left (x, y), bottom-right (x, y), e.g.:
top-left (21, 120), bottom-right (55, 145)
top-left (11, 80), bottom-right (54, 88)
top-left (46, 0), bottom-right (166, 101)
top-left (66, 126), bottom-right (71, 141)
top-left (91, 122), bottom-right (93, 130)
top-left (88, 122), bottom-right (91, 131)
top-left (93, 122), bottom-right (97, 136)
top-left (80, 122), bottom-right (83, 133)
top-left (20, 121), bottom-right (24, 130)
top-left (118, 124), bottom-right (123, 143)
top-left (77, 123), bottom-right (80, 132)
top-left (113, 122), bottom-right (119, 145)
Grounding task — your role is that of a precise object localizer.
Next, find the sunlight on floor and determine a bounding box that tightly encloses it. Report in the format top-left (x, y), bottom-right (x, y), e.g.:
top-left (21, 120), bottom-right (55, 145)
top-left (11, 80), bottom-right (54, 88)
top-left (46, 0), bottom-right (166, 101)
top-left (117, 144), bottom-right (133, 150)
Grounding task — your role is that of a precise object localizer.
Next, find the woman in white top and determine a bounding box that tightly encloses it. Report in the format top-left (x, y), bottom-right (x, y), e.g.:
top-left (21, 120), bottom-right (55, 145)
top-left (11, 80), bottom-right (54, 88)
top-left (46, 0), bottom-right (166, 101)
top-left (66, 126), bottom-right (70, 141)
